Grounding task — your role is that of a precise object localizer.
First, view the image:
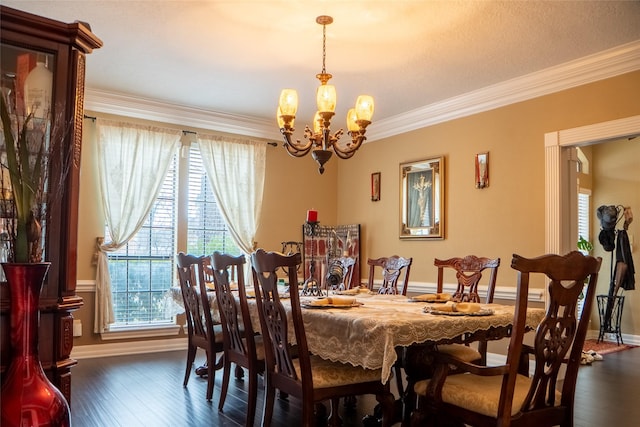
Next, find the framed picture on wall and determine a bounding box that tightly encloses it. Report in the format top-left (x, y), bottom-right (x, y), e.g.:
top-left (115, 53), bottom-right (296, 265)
top-left (475, 152), bottom-right (489, 188)
top-left (399, 156), bottom-right (444, 239)
top-left (371, 172), bottom-right (381, 201)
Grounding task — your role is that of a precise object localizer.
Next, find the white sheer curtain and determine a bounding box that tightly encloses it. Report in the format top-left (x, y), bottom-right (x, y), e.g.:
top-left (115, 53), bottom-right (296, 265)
top-left (94, 119), bottom-right (181, 333)
top-left (197, 134), bottom-right (266, 256)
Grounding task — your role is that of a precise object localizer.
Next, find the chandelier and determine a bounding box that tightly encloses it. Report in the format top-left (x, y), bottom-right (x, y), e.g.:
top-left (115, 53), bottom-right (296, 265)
top-left (277, 15), bottom-right (374, 174)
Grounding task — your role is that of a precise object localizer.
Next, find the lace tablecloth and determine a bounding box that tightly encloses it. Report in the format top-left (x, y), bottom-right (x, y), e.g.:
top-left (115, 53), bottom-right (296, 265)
top-left (248, 293), bottom-right (545, 384)
top-left (171, 288), bottom-right (545, 384)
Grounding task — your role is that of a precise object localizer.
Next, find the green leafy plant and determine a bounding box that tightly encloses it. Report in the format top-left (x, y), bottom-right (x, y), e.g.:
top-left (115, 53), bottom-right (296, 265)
top-left (577, 235), bottom-right (594, 295)
top-left (0, 95), bottom-right (47, 263)
top-left (577, 235), bottom-right (594, 253)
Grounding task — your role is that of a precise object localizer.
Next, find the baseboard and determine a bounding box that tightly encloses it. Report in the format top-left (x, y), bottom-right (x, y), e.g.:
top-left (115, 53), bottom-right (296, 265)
top-left (72, 338), bottom-right (187, 359)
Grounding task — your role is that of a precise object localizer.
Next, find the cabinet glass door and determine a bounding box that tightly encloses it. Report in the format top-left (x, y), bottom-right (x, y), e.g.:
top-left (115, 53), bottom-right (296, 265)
top-left (1, 43), bottom-right (55, 264)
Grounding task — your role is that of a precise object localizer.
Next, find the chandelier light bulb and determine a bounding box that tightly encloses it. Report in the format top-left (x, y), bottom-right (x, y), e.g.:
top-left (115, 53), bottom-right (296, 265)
top-left (355, 95), bottom-right (374, 121)
top-left (316, 84), bottom-right (336, 113)
top-left (276, 106), bottom-right (286, 129)
top-left (279, 89), bottom-right (298, 117)
top-left (313, 111), bottom-right (322, 134)
top-left (346, 108), bottom-right (359, 132)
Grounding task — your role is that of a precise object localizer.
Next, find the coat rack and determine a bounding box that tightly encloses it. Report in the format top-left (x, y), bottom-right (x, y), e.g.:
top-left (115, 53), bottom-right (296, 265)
top-left (596, 205), bottom-right (634, 344)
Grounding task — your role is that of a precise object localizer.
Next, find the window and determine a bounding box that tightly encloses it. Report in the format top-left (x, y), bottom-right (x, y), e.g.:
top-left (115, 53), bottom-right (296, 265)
top-left (187, 144), bottom-right (240, 255)
top-left (577, 189), bottom-right (591, 318)
top-left (107, 143), bottom-right (238, 327)
top-left (577, 190), bottom-right (591, 253)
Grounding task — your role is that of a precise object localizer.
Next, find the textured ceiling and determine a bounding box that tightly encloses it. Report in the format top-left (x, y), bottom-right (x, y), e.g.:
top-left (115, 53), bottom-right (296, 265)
top-left (4, 1), bottom-right (640, 134)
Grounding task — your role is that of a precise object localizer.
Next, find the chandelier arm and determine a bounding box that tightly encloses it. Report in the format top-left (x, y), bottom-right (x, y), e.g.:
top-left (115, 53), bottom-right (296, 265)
top-left (333, 134), bottom-right (366, 159)
top-left (281, 130), bottom-right (314, 157)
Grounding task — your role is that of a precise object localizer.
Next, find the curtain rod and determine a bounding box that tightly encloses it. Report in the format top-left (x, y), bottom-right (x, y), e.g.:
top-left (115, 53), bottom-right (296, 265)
top-left (83, 115), bottom-right (277, 146)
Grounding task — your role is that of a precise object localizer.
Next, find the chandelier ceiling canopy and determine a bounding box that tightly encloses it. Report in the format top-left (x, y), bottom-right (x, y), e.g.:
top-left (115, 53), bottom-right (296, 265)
top-left (277, 15), bottom-right (374, 174)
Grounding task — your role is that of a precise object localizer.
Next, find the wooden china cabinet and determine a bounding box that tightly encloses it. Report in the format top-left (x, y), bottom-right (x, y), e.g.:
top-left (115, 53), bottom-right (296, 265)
top-left (0, 5), bottom-right (102, 403)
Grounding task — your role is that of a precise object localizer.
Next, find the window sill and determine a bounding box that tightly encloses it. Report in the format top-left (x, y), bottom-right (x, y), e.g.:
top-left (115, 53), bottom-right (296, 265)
top-left (100, 324), bottom-right (181, 341)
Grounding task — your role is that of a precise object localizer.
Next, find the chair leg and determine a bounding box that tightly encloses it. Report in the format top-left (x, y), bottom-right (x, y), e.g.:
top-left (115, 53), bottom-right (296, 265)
top-left (394, 364), bottom-right (405, 397)
top-left (184, 345), bottom-right (196, 387)
top-left (218, 356), bottom-right (231, 411)
top-left (376, 390), bottom-right (396, 427)
top-left (206, 351), bottom-right (215, 401)
top-left (246, 370), bottom-right (258, 427)
top-left (235, 364), bottom-right (245, 379)
top-left (261, 377), bottom-right (275, 427)
top-left (301, 399), bottom-right (316, 427)
top-left (328, 398), bottom-right (342, 427)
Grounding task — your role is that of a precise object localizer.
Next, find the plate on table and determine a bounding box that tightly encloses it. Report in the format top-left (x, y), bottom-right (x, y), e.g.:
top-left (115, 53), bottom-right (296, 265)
top-left (409, 293), bottom-right (452, 303)
top-left (334, 288), bottom-right (374, 296)
top-left (302, 301), bottom-right (364, 309)
top-left (245, 290), bottom-right (289, 299)
top-left (423, 306), bottom-right (494, 316)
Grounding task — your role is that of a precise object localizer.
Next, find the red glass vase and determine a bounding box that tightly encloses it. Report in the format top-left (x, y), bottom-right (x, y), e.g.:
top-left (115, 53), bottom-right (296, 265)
top-left (1, 263), bottom-right (71, 427)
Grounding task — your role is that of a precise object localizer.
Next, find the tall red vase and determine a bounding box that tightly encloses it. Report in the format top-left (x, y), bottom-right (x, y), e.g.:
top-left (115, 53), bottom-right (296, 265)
top-left (1, 263), bottom-right (71, 427)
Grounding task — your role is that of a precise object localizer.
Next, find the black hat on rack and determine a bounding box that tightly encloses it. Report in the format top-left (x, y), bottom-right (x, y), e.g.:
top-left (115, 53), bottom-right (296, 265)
top-left (597, 205), bottom-right (620, 251)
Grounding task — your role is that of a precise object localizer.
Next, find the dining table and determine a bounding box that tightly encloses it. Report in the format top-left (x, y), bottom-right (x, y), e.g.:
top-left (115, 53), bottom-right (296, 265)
top-left (249, 290), bottom-right (545, 425)
top-left (170, 286), bottom-right (546, 425)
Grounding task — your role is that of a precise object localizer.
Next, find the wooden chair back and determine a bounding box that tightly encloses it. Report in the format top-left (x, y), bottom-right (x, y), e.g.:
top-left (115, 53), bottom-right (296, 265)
top-left (252, 249), bottom-right (396, 426)
top-left (251, 249), bottom-right (307, 396)
top-left (506, 251), bottom-right (601, 425)
top-left (414, 251), bottom-right (602, 427)
top-left (176, 252), bottom-right (222, 401)
top-left (434, 255), bottom-right (500, 303)
top-left (326, 256), bottom-right (357, 290)
top-left (367, 255), bottom-right (413, 295)
top-left (211, 251), bottom-right (263, 425)
top-left (281, 240), bottom-right (303, 272)
top-left (432, 256), bottom-right (500, 366)
top-left (211, 252), bottom-right (254, 353)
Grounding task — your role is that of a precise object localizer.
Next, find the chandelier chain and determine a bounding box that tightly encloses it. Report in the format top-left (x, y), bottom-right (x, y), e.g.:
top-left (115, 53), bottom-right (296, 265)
top-left (321, 22), bottom-right (327, 74)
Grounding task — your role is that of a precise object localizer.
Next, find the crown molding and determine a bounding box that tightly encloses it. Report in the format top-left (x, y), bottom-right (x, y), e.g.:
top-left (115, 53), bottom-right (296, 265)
top-left (84, 89), bottom-right (281, 140)
top-left (367, 40), bottom-right (640, 142)
top-left (85, 41), bottom-right (640, 142)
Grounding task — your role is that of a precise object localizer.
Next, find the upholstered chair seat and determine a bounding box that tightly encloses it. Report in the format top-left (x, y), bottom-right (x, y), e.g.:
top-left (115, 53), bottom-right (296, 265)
top-left (293, 355), bottom-right (386, 389)
top-left (434, 343), bottom-right (484, 363)
top-left (415, 372), bottom-right (562, 418)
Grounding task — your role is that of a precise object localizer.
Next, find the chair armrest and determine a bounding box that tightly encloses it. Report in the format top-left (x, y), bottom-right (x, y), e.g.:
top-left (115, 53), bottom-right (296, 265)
top-left (432, 350), bottom-right (509, 377)
top-left (425, 351), bottom-right (510, 402)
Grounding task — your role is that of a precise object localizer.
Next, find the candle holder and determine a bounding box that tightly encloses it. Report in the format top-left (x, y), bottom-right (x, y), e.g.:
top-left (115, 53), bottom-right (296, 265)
top-left (302, 221), bottom-right (323, 297)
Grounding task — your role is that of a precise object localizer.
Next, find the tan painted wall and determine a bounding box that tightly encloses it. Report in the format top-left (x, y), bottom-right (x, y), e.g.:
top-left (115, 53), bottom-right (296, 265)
top-left (336, 71), bottom-right (640, 296)
top-left (73, 70), bottom-right (640, 345)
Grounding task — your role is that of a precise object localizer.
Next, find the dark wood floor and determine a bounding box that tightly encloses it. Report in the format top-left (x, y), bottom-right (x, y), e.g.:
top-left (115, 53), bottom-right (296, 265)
top-left (70, 346), bottom-right (640, 427)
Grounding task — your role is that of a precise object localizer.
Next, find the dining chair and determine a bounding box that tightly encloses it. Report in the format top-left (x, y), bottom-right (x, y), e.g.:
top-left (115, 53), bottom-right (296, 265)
top-left (251, 249), bottom-right (395, 427)
top-left (176, 252), bottom-right (224, 401)
top-left (281, 240), bottom-right (303, 272)
top-left (367, 255), bottom-right (413, 295)
top-left (411, 251), bottom-right (602, 427)
top-left (433, 255), bottom-right (500, 366)
top-left (366, 255), bottom-right (413, 400)
top-left (325, 256), bottom-right (357, 291)
top-left (210, 252), bottom-right (265, 427)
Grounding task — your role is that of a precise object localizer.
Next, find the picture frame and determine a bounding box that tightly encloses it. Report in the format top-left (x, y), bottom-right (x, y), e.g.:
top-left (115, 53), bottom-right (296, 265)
top-left (475, 152), bottom-right (489, 189)
top-left (400, 156), bottom-right (444, 239)
top-left (371, 172), bottom-right (381, 201)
